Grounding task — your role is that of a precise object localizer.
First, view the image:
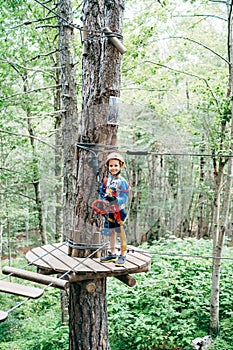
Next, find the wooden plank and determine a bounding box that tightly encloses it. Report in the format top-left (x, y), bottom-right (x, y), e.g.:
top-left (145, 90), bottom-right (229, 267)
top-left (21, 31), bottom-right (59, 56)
top-left (128, 251), bottom-right (151, 262)
top-left (0, 280), bottom-right (44, 299)
top-left (41, 245), bottom-right (94, 273)
top-left (125, 254), bottom-right (147, 267)
top-left (49, 244), bottom-right (98, 272)
top-left (68, 265), bottom-right (150, 283)
top-left (2, 267), bottom-right (69, 290)
top-left (33, 246), bottom-right (65, 271)
top-left (0, 310), bottom-right (8, 322)
top-left (26, 243), bottom-right (152, 279)
top-left (80, 258), bottom-right (114, 273)
top-left (26, 250), bottom-right (53, 270)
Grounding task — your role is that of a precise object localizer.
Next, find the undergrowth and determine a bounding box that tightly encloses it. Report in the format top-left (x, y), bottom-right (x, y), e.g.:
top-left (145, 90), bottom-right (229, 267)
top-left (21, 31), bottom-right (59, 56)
top-left (1, 238), bottom-right (233, 349)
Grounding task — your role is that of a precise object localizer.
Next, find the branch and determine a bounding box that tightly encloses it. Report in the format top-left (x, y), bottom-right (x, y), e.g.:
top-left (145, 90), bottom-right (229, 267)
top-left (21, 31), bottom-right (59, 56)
top-left (10, 16), bottom-right (56, 29)
top-left (1, 57), bottom-right (61, 73)
top-left (15, 110), bottom-right (66, 120)
top-left (29, 49), bottom-right (58, 61)
top-left (173, 14), bottom-right (227, 21)
top-left (0, 190), bottom-right (36, 202)
top-left (0, 84), bottom-right (61, 101)
top-left (167, 36), bottom-right (229, 65)
top-left (36, 24), bottom-right (59, 29)
top-left (0, 130), bottom-right (56, 149)
top-left (124, 60), bottom-right (220, 110)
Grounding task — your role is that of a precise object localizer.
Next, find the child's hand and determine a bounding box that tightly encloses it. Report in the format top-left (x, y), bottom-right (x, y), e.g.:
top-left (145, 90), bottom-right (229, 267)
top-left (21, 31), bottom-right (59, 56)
top-left (105, 195), bottom-right (117, 203)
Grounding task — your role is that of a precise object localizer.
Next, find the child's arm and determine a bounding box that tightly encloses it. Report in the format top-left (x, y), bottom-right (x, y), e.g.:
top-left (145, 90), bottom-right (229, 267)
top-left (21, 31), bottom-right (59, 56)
top-left (99, 181), bottom-right (106, 199)
top-left (116, 179), bottom-right (129, 205)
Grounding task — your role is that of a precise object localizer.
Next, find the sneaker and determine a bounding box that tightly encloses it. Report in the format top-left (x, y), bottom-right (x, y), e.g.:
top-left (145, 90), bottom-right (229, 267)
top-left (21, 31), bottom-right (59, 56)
top-left (100, 252), bottom-right (117, 263)
top-left (115, 255), bottom-right (126, 267)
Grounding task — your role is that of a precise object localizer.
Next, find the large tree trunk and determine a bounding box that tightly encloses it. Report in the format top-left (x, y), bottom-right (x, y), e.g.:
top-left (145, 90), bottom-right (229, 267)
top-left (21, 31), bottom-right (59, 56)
top-left (69, 279), bottom-right (110, 350)
top-left (73, 0), bottom-right (124, 245)
top-left (58, 0), bottom-right (125, 348)
top-left (69, 1), bottom-right (125, 349)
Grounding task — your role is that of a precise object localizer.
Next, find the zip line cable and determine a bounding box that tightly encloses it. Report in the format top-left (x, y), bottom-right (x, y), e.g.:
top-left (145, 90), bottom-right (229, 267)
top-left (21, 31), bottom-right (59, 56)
top-left (132, 248), bottom-right (233, 261)
top-left (33, 0), bottom-right (123, 39)
top-left (33, 0), bottom-right (81, 31)
top-left (0, 241), bottom-right (67, 281)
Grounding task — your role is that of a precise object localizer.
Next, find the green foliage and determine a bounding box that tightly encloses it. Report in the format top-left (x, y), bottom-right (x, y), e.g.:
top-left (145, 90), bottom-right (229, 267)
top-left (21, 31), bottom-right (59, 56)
top-left (0, 286), bottom-right (68, 350)
top-left (107, 238), bottom-right (233, 350)
top-left (1, 239), bottom-right (233, 349)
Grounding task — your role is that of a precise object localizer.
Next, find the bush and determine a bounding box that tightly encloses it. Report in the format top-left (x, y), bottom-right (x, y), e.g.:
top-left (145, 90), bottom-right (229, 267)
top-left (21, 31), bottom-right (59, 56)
top-left (1, 238), bottom-right (233, 349)
top-left (107, 238), bottom-right (233, 350)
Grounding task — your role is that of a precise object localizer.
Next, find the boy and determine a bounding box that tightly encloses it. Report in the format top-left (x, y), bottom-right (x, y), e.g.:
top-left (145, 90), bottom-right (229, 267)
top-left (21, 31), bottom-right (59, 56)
top-left (99, 152), bottom-right (129, 266)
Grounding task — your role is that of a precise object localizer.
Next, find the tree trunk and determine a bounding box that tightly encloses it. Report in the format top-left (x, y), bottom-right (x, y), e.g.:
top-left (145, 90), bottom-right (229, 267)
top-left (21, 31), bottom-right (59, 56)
top-left (23, 76), bottom-right (47, 245)
top-left (69, 0), bottom-right (125, 349)
top-left (69, 278), bottom-right (110, 350)
top-left (73, 0), bottom-right (124, 245)
top-left (54, 51), bottom-right (63, 243)
top-left (58, 0), bottom-right (78, 241)
top-left (210, 164), bottom-right (224, 335)
top-left (210, 1), bottom-right (233, 335)
top-left (58, 0), bottom-right (125, 347)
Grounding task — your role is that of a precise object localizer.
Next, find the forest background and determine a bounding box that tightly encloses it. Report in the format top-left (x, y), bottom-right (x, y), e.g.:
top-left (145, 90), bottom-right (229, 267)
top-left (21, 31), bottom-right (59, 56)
top-left (1, 0), bottom-right (233, 349)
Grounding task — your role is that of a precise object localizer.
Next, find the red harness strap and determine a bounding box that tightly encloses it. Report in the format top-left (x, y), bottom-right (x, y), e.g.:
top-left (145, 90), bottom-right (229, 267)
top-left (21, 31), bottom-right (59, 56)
top-left (92, 200), bottom-right (122, 224)
top-left (92, 199), bottom-right (109, 215)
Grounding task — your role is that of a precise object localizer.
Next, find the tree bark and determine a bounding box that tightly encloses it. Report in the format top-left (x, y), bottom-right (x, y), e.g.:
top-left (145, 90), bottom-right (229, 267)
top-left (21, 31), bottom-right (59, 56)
top-left (210, 1), bottom-right (233, 335)
top-left (68, 1), bottom-right (125, 349)
top-left (58, 0), bottom-right (125, 348)
top-left (73, 0), bottom-right (125, 247)
top-left (69, 278), bottom-right (110, 350)
top-left (58, 0), bottom-right (78, 241)
top-left (54, 51), bottom-right (63, 243)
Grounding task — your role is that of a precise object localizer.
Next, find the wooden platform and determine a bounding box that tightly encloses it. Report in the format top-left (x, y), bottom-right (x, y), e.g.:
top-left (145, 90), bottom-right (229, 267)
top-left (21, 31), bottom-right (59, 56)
top-left (26, 243), bottom-right (151, 282)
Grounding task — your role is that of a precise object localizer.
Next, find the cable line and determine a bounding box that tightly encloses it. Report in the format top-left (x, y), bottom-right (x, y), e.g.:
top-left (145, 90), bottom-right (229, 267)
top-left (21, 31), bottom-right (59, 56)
top-left (1, 242), bottom-right (109, 316)
top-left (133, 248), bottom-right (233, 261)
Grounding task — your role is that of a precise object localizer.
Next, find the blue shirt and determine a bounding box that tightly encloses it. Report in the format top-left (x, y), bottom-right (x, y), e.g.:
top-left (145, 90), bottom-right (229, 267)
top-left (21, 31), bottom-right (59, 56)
top-left (99, 175), bottom-right (129, 210)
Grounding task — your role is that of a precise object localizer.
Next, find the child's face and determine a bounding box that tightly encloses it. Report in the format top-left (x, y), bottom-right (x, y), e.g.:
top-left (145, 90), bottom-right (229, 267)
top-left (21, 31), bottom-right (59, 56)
top-left (108, 159), bottom-right (121, 176)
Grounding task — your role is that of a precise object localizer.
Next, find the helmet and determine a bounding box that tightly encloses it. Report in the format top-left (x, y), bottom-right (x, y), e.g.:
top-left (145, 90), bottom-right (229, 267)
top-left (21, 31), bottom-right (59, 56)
top-left (105, 152), bottom-right (125, 169)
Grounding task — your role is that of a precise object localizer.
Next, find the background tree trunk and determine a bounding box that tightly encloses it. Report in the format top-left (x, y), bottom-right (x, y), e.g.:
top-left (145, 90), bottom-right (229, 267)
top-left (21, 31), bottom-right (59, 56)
top-left (58, 0), bottom-right (78, 242)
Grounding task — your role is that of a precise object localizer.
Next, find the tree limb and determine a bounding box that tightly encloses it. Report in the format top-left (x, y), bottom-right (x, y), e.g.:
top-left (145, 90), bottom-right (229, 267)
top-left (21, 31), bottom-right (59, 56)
top-left (173, 14), bottom-right (227, 21)
top-left (167, 36), bottom-right (229, 64)
top-left (0, 84), bottom-right (61, 101)
top-left (10, 16), bottom-right (56, 29)
top-left (0, 130), bottom-right (57, 149)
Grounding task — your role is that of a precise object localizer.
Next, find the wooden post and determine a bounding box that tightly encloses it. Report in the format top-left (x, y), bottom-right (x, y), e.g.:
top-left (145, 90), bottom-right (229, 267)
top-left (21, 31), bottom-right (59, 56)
top-left (2, 266), bottom-right (69, 290)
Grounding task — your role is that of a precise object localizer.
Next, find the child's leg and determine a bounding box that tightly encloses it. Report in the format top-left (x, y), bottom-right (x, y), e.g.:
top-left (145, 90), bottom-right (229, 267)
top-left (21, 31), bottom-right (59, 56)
top-left (119, 225), bottom-right (127, 256)
top-left (110, 229), bottom-right (116, 254)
